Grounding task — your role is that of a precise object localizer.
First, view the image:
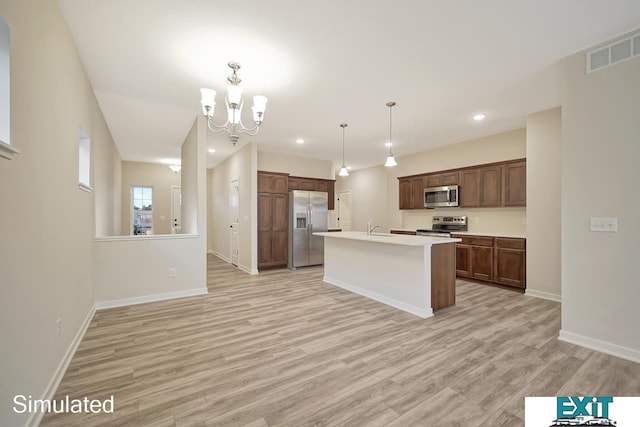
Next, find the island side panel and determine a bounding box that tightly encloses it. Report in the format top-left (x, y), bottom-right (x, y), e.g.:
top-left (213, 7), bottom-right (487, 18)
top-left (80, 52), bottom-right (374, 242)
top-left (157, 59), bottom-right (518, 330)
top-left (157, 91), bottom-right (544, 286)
top-left (323, 237), bottom-right (432, 318)
top-left (431, 242), bottom-right (456, 311)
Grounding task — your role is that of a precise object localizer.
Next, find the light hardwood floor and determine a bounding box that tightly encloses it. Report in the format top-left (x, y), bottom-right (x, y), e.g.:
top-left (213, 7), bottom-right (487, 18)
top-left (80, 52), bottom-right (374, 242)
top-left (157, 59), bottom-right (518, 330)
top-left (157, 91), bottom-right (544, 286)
top-left (42, 255), bottom-right (640, 426)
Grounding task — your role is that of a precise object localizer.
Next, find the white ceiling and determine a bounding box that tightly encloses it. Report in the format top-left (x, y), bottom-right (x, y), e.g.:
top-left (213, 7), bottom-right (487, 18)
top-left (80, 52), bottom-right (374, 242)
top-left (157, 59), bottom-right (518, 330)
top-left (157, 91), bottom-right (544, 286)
top-left (58, 0), bottom-right (640, 171)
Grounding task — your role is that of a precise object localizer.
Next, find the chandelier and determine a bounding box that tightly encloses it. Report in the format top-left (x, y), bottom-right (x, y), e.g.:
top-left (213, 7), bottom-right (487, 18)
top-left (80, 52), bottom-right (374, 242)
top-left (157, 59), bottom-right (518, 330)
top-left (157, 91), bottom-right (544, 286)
top-left (200, 62), bottom-right (268, 145)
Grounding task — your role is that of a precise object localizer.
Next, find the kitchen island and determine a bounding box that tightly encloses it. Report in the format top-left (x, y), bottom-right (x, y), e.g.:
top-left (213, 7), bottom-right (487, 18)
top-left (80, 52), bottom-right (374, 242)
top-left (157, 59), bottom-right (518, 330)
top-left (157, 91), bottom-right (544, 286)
top-left (314, 231), bottom-right (461, 318)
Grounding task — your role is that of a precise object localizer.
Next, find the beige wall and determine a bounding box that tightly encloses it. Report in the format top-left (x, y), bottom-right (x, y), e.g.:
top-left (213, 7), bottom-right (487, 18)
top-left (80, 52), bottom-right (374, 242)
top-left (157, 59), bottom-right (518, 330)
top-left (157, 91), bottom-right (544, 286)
top-left (119, 161), bottom-right (181, 235)
top-left (94, 117), bottom-right (208, 305)
top-left (335, 165), bottom-right (389, 232)
top-left (258, 150), bottom-right (335, 180)
top-left (336, 129), bottom-right (527, 236)
top-left (180, 118), bottom-right (200, 235)
top-left (209, 142), bottom-right (258, 273)
top-left (391, 129), bottom-right (526, 177)
top-left (388, 129), bottom-right (527, 233)
top-left (526, 107), bottom-right (561, 300)
top-left (0, 0), bottom-right (120, 425)
top-left (560, 30), bottom-right (640, 360)
top-left (207, 168), bottom-right (213, 251)
top-left (94, 120), bottom-right (122, 236)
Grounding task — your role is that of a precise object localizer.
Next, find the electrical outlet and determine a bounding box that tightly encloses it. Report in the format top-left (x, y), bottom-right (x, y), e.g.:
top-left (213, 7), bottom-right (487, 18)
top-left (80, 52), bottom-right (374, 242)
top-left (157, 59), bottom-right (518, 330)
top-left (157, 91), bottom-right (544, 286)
top-left (590, 218), bottom-right (618, 232)
top-left (169, 268), bottom-right (176, 278)
top-left (56, 318), bottom-right (61, 336)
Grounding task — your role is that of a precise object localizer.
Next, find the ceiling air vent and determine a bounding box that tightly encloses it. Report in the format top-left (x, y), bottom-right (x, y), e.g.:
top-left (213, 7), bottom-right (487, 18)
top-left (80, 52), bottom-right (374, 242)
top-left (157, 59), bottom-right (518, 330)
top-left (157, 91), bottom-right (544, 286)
top-left (587, 31), bottom-right (640, 73)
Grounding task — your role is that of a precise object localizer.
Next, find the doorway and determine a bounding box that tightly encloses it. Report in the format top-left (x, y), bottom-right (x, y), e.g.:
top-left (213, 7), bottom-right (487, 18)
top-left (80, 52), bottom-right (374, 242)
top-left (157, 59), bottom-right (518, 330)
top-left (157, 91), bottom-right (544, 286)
top-left (337, 190), bottom-right (352, 231)
top-left (230, 180), bottom-right (239, 266)
top-left (171, 186), bottom-right (182, 233)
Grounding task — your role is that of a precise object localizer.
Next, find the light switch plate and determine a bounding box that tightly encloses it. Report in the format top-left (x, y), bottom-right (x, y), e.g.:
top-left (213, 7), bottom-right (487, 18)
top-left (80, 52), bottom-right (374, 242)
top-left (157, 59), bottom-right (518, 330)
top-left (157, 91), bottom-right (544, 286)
top-left (590, 217), bottom-right (618, 232)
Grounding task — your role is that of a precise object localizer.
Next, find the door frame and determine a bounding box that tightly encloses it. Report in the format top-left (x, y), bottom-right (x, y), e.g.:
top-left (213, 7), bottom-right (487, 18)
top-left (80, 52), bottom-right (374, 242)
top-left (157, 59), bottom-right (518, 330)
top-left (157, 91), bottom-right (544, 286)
top-left (230, 179), bottom-right (240, 266)
top-left (336, 189), bottom-right (352, 231)
top-left (170, 185), bottom-right (181, 234)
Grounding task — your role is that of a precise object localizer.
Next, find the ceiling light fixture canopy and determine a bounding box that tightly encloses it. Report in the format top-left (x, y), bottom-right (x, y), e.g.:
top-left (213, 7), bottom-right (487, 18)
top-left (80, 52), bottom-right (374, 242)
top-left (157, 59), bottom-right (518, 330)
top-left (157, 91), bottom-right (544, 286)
top-left (200, 62), bottom-right (268, 146)
top-left (168, 164), bottom-right (181, 173)
top-left (384, 101), bottom-right (398, 167)
top-left (338, 123), bottom-right (349, 177)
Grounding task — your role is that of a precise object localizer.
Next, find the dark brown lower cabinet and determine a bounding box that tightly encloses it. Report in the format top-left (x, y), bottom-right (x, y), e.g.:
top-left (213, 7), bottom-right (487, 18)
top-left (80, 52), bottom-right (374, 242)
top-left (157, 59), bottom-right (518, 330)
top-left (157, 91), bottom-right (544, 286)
top-left (455, 244), bottom-right (471, 277)
top-left (258, 192), bottom-right (288, 270)
top-left (454, 236), bottom-right (493, 281)
top-left (431, 243), bottom-right (456, 311)
top-left (453, 234), bottom-right (526, 290)
top-left (493, 238), bottom-right (526, 288)
top-left (471, 246), bottom-right (493, 281)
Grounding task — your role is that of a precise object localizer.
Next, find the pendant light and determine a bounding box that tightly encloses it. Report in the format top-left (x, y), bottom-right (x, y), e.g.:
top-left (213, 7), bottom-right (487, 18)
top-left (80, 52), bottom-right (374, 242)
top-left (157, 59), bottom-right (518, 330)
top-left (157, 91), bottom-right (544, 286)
top-left (384, 101), bottom-right (398, 167)
top-left (338, 123), bottom-right (349, 177)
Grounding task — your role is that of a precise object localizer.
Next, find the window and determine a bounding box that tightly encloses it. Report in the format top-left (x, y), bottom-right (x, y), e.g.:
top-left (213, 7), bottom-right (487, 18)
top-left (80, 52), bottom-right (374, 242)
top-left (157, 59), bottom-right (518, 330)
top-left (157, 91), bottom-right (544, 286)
top-left (78, 126), bottom-right (91, 191)
top-left (0, 16), bottom-right (19, 160)
top-left (132, 186), bottom-right (153, 235)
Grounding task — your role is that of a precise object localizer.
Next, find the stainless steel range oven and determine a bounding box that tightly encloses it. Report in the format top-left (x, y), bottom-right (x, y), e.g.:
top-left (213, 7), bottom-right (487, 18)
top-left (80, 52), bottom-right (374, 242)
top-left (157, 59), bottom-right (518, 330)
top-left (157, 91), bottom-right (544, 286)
top-left (416, 215), bottom-right (467, 237)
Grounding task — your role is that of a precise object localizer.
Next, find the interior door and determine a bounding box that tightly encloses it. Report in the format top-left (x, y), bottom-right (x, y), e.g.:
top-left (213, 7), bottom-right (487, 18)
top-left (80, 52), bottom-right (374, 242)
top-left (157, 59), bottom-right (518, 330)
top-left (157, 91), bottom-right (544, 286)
top-left (337, 191), bottom-right (352, 231)
top-left (230, 180), bottom-right (239, 266)
top-left (171, 186), bottom-right (181, 233)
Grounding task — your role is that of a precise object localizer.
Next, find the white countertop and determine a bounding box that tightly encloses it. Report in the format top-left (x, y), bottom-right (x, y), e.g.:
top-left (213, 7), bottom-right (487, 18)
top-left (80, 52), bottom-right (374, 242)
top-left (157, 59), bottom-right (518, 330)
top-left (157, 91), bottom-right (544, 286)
top-left (389, 228), bottom-right (526, 239)
top-left (314, 231), bottom-right (461, 246)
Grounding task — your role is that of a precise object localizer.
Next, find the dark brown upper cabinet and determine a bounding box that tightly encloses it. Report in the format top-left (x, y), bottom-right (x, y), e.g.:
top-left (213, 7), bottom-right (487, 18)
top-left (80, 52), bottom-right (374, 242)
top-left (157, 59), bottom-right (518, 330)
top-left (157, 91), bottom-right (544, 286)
top-left (399, 158), bottom-right (525, 210)
top-left (502, 161), bottom-right (526, 206)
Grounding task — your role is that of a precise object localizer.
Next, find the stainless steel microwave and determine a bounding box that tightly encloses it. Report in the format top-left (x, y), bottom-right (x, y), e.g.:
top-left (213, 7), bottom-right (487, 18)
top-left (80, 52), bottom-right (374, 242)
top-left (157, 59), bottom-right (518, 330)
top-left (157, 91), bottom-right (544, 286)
top-left (424, 185), bottom-right (459, 208)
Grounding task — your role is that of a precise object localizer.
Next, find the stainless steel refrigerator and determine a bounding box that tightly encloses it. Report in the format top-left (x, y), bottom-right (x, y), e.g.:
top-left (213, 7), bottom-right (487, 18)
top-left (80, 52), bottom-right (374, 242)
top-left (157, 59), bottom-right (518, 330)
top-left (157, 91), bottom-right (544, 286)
top-left (288, 190), bottom-right (328, 269)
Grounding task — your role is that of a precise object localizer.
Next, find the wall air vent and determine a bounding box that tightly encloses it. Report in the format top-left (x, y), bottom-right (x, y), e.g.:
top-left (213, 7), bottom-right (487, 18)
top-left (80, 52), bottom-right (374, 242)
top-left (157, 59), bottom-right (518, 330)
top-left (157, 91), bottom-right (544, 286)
top-left (587, 31), bottom-right (640, 73)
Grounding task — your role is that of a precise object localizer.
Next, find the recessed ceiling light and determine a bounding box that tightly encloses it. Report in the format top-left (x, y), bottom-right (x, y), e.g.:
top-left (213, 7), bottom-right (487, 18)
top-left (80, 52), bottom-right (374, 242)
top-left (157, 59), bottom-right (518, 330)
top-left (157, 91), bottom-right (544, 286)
top-left (473, 114), bottom-right (486, 121)
top-left (296, 139), bottom-right (304, 144)
top-left (385, 142), bottom-right (392, 147)
top-left (208, 148), bottom-right (216, 153)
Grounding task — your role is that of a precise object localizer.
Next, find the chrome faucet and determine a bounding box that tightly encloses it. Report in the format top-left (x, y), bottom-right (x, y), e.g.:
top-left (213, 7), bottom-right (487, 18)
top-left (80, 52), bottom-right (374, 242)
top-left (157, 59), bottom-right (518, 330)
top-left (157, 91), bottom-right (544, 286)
top-left (367, 219), bottom-right (382, 236)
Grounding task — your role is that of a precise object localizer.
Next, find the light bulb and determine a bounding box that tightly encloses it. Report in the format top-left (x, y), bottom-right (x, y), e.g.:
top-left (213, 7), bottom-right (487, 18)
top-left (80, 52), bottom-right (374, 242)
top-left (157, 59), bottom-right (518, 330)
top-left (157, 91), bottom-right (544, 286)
top-left (384, 155), bottom-right (397, 167)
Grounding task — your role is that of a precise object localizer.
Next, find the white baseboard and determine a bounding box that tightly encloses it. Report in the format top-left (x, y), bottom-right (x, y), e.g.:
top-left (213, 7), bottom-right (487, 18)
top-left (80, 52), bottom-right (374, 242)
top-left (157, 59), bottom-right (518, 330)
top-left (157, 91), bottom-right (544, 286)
top-left (95, 288), bottom-right (208, 310)
top-left (211, 251), bottom-right (258, 275)
top-left (323, 275), bottom-right (433, 319)
top-left (212, 250), bottom-right (231, 263)
top-left (558, 330), bottom-right (640, 364)
top-left (238, 264), bottom-right (259, 275)
top-left (525, 289), bottom-right (561, 302)
top-left (207, 249), bottom-right (214, 255)
top-left (27, 304), bottom-right (96, 427)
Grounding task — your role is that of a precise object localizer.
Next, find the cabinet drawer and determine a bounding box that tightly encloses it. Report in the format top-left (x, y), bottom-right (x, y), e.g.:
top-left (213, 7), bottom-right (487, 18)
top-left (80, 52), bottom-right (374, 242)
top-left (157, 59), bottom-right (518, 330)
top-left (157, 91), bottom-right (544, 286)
top-left (453, 235), bottom-right (493, 247)
top-left (495, 238), bottom-right (526, 250)
top-left (470, 236), bottom-right (494, 246)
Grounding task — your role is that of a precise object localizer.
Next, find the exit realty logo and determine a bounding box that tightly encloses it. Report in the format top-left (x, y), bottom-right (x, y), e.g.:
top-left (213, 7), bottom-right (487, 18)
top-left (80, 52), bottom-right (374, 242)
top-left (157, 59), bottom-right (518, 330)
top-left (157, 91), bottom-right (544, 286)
top-left (525, 396), bottom-right (640, 426)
